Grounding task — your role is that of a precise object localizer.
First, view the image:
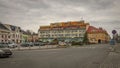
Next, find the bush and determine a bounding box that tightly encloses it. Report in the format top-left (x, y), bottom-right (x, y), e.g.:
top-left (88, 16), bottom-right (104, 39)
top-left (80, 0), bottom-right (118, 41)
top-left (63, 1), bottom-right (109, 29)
top-left (71, 41), bottom-right (83, 46)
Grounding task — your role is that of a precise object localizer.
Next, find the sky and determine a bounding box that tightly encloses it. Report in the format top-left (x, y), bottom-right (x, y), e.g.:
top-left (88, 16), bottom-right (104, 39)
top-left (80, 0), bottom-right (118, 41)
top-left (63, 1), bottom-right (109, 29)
top-left (0, 0), bottom-right (120, 36)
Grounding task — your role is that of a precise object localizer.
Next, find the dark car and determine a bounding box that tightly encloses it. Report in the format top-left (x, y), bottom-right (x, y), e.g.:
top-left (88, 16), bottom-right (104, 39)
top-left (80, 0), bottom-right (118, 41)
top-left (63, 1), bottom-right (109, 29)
top-left (33, 42), bottom-right (40, 46)
top-left (0, 44), bottom-right (12, 58)
top-left (20, 43), bottom-right (29, 47)
top-left (33, 42), bottom-right (46, 46)
top-left (21, 42), bottom-right (34, 47)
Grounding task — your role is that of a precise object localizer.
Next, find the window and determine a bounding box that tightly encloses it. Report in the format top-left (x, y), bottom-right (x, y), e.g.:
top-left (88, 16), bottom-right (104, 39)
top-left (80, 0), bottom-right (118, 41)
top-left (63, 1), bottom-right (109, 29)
top-left (1, 35), bottom-right (4, 38)
top-left (2, 40), bottom-right (4, 42)
top-left (13, 34), bottom-right (15, 38)
top-left (12, 40), bottom-right (15, 42)
top-left (8, 36), bottom-right (10, 38)
top-left (16, 34), bottom-right (17, 38)
top-left (79, 34), bottom-right (81, 36)
top-left (5, 35), bottom-right (7, 38)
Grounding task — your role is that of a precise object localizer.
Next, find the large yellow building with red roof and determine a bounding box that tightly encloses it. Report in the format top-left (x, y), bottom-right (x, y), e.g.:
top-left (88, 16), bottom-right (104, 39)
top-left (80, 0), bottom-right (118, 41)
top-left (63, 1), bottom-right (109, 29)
top-left (38, 20), bottom-right (110, 44)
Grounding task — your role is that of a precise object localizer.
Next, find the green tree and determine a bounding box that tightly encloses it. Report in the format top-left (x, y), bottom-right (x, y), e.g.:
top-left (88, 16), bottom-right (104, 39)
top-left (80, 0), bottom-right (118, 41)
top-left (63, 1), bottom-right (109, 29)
top-left (83, 32), bottom-right (89, 45)
top-left (52, 38), bottom-right (58, 44)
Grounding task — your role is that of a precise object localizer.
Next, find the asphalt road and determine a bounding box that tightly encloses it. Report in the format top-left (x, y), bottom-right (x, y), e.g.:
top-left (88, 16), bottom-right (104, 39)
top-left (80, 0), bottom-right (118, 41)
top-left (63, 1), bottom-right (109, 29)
top-left (0, 44), bottom-right (120, 68)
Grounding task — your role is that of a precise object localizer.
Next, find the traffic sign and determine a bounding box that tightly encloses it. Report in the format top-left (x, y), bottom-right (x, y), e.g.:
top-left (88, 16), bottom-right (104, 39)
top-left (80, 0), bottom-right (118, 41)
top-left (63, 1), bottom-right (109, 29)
top-left (112, 30), bottom-right (117, 34)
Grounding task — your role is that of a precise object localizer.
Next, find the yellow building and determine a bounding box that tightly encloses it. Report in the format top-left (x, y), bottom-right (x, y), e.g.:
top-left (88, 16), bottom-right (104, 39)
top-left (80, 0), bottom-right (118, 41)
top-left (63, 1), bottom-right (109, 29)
top-left (38, 20), bottom-right (90, 42)
top-left (87, 26), bottom-right (110, 44)
top-left (39, 20), bottom-right (89, 30)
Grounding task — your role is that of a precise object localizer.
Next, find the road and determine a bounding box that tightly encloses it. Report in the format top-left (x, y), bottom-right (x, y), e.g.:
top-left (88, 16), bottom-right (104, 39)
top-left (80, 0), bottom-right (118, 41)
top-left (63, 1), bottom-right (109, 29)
top-left (0, 44), bottom-right (120, 68)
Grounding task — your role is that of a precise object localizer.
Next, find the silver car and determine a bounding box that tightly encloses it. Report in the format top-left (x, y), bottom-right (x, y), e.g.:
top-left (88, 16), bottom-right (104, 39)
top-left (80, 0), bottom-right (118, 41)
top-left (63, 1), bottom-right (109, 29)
top-left (8, 43), bottom-right (17, 48)
top-left (0, 44), bottom-right (12, 58)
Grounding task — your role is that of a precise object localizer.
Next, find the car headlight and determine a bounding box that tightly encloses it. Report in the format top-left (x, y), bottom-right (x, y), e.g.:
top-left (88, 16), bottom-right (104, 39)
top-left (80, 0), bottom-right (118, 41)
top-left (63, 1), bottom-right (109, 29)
top-left (0, 49), bottom-right (4, 53)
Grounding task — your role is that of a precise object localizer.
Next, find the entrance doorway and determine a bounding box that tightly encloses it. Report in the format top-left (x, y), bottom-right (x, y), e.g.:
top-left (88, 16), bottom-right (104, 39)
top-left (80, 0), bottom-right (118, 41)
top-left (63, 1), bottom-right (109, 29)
top-left (98, 39), bottom-right (101, 44)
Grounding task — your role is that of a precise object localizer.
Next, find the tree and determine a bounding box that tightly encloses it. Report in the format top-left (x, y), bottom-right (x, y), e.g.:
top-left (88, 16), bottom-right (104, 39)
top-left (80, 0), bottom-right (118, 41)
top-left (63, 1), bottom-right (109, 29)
top-left (52, 38), bottom-right (58, 44)
top-left (83, 32), bottom-right (89, 45)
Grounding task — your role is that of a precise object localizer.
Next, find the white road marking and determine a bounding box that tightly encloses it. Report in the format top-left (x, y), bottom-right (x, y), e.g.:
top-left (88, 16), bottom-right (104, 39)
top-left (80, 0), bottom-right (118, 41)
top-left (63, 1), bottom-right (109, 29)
top-left (109, 52), bottom-right (119, 56)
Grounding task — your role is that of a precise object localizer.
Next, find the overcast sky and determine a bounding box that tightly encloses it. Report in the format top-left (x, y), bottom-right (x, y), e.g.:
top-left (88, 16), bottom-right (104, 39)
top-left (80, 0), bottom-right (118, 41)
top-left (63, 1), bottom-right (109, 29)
top-left (0, 0), bottom-right (120, 36)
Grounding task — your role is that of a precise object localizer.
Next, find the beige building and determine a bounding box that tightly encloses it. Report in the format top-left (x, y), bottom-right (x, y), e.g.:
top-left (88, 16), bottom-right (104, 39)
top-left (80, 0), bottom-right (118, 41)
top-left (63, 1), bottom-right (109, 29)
top-left (27, 34), bottom-right (39, 42)
top-left (0, 23), bottom-right (10, 43)
top-left (87, 26), bottom-right (110, 44)
top-left (0, 22), bottom-right (22, 43)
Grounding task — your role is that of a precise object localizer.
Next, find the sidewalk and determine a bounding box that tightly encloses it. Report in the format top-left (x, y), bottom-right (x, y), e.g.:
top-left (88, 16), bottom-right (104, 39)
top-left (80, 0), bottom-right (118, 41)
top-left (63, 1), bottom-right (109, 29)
top-left (114, 43), bottom-right (120, 53)
top-left (10, 45), bottom-right (58, 51)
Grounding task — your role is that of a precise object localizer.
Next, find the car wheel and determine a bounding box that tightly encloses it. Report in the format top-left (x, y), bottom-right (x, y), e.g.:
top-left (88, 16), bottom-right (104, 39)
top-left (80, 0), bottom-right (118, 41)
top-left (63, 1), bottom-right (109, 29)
top-left (0, 54), bottom-right (7, 58)
top-left (5, 55), bottom-right (10, 58)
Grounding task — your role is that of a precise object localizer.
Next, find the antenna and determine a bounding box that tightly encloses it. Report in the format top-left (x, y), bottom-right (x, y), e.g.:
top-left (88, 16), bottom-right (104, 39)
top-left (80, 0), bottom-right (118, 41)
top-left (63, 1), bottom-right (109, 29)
top-left (80, 17), bottom-right (84, 22)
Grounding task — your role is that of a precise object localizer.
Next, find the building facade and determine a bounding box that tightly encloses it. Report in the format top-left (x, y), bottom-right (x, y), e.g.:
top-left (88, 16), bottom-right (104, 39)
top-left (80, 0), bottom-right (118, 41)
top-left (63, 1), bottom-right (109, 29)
top-left (27, 34), bottom-right (39, 42)
top-left (0, 23), bottom-right (10, 43)
top-left (0, 22), bottom-right (22, 43)
top-left (38, 20), bottom-right (89, 42)
top-left (87, 26), bottom-right (110, 44)
top-left (21, 30), bottom-right (30, 43)
top-left (4, 24), bottom-right (22, 43)
top-left (22, 30), bottom-right (39, 43)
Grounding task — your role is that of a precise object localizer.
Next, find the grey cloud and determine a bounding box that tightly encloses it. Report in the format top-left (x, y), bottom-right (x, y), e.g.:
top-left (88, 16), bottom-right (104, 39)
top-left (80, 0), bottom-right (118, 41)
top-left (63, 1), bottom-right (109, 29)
top-left (49, 0), bottom-right (116, 10)
top-left (10, 0), bottom-right (50, 9)
top-left (0, 0), bottom-right (120, 34)
top-left (89, 20), bottom-right (120, 36)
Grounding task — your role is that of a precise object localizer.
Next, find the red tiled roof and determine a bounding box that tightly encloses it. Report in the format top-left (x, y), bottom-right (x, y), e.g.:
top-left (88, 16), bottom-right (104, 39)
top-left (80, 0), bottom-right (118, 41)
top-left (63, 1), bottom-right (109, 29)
top-left (87, 26), bottom-right (106, 33)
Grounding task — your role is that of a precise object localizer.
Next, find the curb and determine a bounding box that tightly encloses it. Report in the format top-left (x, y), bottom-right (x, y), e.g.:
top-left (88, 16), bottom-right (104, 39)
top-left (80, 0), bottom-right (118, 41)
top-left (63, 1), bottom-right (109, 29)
top-left (10, 47), bottom-right (65, 51)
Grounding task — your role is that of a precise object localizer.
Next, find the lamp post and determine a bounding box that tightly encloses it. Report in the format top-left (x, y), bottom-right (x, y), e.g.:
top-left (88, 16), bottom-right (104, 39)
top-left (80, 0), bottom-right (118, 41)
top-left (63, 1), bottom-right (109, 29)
top-left (29, 32), bottom-right (34, 49)
top-left (31, 32), bottom-right (34, 46)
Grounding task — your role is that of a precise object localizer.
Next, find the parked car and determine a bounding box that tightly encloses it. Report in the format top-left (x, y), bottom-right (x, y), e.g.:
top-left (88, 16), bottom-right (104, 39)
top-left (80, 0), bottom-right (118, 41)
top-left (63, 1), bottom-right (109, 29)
top-left (33, 42), bottom-right (46, 46)
top-left (20, 43), bottom-right (29, 47)
top-left (33, 42), bottom-right (40, 46)
top-left (21, 42), bottom-right (33, 47)
top-left (8, 43), bottom-right (17, 48)
top-left (0, 44), bottom-right (12, 58)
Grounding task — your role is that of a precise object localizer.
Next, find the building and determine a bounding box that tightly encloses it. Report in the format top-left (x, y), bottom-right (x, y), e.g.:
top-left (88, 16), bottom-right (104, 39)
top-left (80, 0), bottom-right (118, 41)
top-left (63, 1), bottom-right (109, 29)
top-left (21, 30), bottom-right (31, 42)
top-left (28, 34), bottom-right (39, 42)
top-left (32, 34), bottom-right (39, 42)
top-left (87, 26), bottom-right (110, 44)
top-left (22, 30), bottom-right (39, 43)
top-left (116, 33), bottom-right (120, 43)
top-left (0, 22), bottom-right (22, 43)
top-left (38, 20), bottom-right (89, 42)
top-left (4, 24), bottom-right (22, 43)
top-left (117, 36), bottom-right (120, 43)
top-left (0, 23), bottom-right (10, 43)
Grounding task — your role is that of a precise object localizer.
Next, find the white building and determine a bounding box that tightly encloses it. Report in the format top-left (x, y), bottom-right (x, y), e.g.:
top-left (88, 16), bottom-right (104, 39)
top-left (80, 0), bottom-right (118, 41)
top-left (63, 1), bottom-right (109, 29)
top-left (0, 23), bottom-right (10, 43)
top-left (0, 23), bottom-right (22, 43)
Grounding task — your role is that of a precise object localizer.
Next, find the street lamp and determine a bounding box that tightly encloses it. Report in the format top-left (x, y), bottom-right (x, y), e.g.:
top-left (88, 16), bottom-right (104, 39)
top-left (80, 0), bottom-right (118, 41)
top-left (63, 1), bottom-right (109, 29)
top-left (31, 32), bottom-right (34, 46)
top-left (28, 32), bottom-right (34, 49)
